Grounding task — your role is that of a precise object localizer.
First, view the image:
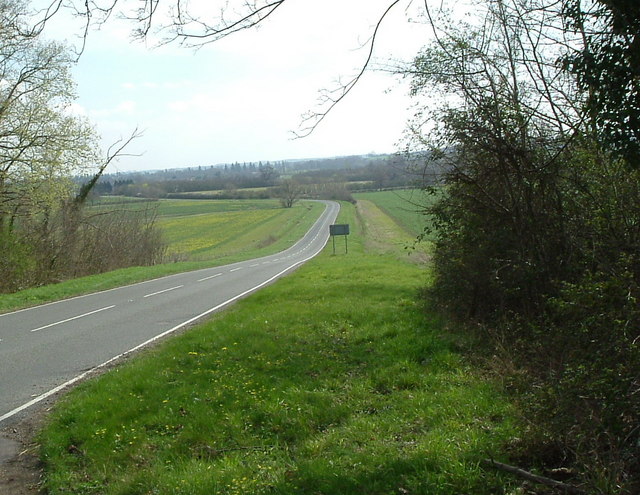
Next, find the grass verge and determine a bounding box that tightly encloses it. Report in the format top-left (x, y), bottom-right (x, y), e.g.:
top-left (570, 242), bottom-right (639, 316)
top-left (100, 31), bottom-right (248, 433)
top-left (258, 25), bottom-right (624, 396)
top-left (38, 202), bottom-right (519, 495)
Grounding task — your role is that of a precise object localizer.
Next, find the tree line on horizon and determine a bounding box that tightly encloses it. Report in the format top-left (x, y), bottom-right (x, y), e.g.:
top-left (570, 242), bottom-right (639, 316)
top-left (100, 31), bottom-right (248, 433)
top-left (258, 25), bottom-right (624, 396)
top-left (88, 154), bottom-right (424, 199)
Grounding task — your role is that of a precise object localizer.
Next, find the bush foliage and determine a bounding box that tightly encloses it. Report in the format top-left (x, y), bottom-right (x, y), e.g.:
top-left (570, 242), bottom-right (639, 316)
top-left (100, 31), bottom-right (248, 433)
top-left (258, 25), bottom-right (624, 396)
top-left (408, 0), bottom-right (640, 491)
top-left (0, 203), bottom-right (165, 293)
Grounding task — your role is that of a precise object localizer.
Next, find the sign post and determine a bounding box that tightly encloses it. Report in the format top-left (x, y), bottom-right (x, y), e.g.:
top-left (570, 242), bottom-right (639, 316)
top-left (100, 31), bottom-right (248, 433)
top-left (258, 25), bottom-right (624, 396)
top-left (329, 224), bottom-right (349, 254)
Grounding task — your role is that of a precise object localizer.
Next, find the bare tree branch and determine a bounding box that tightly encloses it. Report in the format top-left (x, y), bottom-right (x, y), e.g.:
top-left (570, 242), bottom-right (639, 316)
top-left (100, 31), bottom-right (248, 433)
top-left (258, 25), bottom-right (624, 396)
top-left (292, 0), bottom-right (403, 138)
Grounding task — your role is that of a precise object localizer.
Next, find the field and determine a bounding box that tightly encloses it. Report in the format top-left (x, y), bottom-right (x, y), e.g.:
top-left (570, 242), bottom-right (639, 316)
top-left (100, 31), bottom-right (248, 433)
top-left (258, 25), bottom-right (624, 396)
top-left (37, 198), bottom-right (520, 495)
top-left (353, 190), bottom-right (433, 260)
top-left (353, 189), bottom-right (429, 237)
top-left (155, 199), bottom-right (323, 261)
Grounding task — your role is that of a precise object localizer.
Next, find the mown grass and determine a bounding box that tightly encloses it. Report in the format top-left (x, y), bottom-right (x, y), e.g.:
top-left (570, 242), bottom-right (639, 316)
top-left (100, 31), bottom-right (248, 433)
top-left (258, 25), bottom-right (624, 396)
top-left (0, 200), bottom-right (323, 314)
top-left (38, 202), bottom-right (519, 495)
top-left (353, 189), bottom-right (429, 237)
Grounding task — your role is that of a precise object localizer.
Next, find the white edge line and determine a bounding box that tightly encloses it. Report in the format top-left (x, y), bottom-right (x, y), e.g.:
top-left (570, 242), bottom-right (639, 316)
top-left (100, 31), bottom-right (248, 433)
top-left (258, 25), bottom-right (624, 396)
top-left (143, 285), bottom-right (184, 298)
top-left (30, 305), bottom-right (117, 333)
top-left (0, 223), bottom-right (334, 425)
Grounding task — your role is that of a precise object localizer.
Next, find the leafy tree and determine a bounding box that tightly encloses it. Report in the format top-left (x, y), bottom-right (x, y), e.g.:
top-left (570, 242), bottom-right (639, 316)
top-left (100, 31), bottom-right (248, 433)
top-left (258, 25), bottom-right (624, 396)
top-left (0, 0), bottom-right (100, 228)
top-left (404, 0), bottom-right (640, 489)
top-left (0, 1), bottom-right (164, 291)
top-left (564, 0), bottom-right (640, 164)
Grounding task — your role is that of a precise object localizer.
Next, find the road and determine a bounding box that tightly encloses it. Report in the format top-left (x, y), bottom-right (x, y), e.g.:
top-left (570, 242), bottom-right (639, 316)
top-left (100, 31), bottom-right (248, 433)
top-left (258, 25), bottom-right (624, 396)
top-left (0, 200), bottom-right (339, 425)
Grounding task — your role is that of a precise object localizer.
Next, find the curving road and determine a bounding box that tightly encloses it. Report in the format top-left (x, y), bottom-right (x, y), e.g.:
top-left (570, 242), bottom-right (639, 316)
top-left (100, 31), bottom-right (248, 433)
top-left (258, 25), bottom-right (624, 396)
top-left (0, 200), bottom-right (340, 425)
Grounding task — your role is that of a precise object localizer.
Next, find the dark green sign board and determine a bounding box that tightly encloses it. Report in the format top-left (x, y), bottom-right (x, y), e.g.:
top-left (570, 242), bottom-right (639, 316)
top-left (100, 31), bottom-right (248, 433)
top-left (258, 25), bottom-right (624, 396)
top-left (330, 224), bottom-right (350, 236)
top-left (330, 224), bottom-right (349, 254)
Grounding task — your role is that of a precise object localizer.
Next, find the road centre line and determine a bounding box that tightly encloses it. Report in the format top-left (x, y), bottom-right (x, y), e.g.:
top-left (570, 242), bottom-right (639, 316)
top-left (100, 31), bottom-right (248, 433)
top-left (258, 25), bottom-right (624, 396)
top-left (197, 273), bottom-right (222, 282)
top-left (230, 267), bottom-right (243, 272)
top-left (143, 285), bottom-right (184, 298)
top-left (30, 305), bottom-right (116, 333)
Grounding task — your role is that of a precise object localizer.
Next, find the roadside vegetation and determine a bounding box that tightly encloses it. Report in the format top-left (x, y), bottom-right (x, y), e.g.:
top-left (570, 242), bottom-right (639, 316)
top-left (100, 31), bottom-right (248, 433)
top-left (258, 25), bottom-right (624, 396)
top-left (403, 0), bottom-right (640, 491)
top-left (38, 200), bottom-right (520, 495)
top-left (3, 0), bottom-right (638, 491)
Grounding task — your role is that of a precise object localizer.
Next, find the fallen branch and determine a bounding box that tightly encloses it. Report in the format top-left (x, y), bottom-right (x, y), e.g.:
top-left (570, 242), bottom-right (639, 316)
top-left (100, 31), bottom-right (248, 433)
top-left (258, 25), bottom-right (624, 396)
top-left (482, 459), bottom-right (586, 494)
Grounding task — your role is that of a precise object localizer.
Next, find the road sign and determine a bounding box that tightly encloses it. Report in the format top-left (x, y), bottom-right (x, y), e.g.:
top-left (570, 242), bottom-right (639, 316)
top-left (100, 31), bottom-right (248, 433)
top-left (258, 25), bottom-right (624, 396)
top-left (330, 224), bottom-right (350, 236)
top-left (330, 224), bottom-right (349, 254)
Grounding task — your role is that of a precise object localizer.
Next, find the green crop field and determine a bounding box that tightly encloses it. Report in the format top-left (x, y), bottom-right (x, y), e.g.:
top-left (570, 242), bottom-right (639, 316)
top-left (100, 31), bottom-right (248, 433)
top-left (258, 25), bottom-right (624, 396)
top-left (88, 198), bottom-right (282, 216)
top-left (354, 189), bottom-right (431, 237)
top-left (157, 200), bottom-right (323, 261)
top-left (155, 198), bottom-right (281, 217)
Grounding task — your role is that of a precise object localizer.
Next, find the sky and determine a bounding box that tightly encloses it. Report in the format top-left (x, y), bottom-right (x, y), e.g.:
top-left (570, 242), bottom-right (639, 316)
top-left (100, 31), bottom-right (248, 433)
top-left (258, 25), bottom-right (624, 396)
top-left (36, 0), bottom-right (430, 173)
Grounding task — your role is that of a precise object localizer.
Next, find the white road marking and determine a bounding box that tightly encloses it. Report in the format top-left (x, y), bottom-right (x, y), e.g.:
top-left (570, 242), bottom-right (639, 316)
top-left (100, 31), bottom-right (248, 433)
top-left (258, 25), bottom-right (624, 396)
top-left (230, 267), bottom-right (243, 272)
top-left (30, 305), bottom-right (116, 333)
top-left (0, 275), bottom-right (169, 318)
top-left (0, 201), bottom-right (339, 425)
top-left (197, 273), bottom-right (222, 282)
top-left (0, 253), bottom-right (320, 425)
top-left (143, 285), bottom-right (184, 298)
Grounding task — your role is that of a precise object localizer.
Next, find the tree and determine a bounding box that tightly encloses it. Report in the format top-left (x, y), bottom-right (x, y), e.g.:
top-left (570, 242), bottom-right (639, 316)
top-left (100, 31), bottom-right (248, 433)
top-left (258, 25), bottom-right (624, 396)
top-left (258, 163), bottom-right (279, 185)
top-left (404, 1), bottom-right (640, 489)
top-left (403, 0), bottom-right (582, 315)
top-left (275, 179), bottom-right (301, 208)
top-left (564, 0), bottom-right (640, 164)
top-left (0, 1), bottom-right (165, 292)
top-left (0, 0), bottom-right (100, 228)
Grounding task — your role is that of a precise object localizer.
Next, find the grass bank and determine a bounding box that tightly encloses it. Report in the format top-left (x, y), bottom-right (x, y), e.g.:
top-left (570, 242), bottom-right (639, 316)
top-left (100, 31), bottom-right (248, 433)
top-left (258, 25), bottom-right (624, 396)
top-left (38, 201), bottom-right (519, 494)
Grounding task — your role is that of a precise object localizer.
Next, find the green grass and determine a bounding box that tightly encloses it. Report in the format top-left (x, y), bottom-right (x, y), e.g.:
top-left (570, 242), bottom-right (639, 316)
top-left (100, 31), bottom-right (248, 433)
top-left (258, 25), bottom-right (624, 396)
top-left (38, 203), bottom-right (519, 495)
top-left (87, 198), bottom-right (283, 217)
top-left (353, 189), bottom-right (429, 237)
top-left (353, 190), bottom-right (436, 260)
top-left (353, 189), bottom-right (430, 237)
top-left (154, 198), bottom-right (282, 217)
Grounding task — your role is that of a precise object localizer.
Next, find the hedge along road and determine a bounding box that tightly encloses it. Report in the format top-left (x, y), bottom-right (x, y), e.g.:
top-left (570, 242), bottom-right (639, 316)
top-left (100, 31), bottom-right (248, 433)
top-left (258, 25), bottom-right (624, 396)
top-left (0, 200), bottom-right (340, 426)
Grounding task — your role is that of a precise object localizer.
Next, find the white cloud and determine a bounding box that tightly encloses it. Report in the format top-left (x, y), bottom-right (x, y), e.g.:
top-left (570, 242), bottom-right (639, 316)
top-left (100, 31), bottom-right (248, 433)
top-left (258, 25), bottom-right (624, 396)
top-left (90, 100), bottom-right (137, 118)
